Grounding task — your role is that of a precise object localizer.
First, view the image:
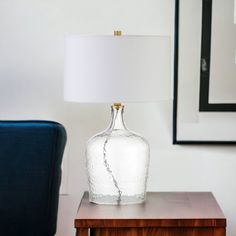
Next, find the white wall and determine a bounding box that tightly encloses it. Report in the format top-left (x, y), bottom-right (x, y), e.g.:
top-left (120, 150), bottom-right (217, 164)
top-left (0, 0), bottom-right (236, 235)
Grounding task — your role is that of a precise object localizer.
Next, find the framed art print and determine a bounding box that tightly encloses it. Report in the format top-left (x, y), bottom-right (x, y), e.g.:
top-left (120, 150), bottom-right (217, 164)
top-left (173, 0), bottom-right (236, 144)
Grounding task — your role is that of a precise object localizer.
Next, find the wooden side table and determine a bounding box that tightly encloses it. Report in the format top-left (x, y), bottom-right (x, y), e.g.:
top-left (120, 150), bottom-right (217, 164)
top-left (74, 192), bottom-right (226, 236)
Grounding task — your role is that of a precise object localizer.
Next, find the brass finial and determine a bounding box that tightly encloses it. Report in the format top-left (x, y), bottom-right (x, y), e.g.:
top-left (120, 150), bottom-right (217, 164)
top-left (114, 31), bottom-right (122, 36)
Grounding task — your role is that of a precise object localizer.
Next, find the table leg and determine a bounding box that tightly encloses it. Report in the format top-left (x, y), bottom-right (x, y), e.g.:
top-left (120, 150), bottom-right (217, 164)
top-left (76, 228), bottom-right (88, 236)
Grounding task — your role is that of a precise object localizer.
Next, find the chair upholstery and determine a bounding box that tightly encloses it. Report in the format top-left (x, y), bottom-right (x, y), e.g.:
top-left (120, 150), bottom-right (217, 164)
top-left (0, 121), bottom-right (67, 236)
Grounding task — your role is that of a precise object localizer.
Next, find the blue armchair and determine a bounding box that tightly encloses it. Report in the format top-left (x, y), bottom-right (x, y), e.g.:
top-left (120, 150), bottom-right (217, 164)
top-left (0, 121), bottom-right (67, 236)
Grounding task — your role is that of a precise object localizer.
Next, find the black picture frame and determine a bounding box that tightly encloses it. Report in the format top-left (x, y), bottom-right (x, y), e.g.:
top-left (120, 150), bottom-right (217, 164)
top-left (173, 0), bottom-right (236, 144)
top-left (199, 0), bottom-right (236, 112)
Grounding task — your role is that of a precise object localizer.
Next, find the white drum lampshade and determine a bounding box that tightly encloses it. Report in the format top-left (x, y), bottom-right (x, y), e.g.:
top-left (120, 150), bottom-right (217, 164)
top-left (64, 35), bottom-right (171, 103)
top-left (64, 33), bottom-right (171, 205)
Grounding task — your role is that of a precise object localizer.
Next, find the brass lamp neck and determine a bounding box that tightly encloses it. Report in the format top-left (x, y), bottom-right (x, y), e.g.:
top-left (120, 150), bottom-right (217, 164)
top-left (112, 103), bottom-right (124, 110)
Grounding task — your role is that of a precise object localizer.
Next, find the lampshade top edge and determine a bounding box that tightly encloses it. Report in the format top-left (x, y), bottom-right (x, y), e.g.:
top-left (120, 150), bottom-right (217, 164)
top-left (65, 34), bottom-right (170, 39)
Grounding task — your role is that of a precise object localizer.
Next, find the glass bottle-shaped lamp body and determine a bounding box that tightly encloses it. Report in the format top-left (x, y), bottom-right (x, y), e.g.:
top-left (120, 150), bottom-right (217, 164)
top-left (86, 104), bottom-right (150, 205)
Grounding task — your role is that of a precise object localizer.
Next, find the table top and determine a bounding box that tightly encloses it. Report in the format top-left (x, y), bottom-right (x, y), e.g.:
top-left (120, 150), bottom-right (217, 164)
top-left (75, 192), bottom-right (226, 228)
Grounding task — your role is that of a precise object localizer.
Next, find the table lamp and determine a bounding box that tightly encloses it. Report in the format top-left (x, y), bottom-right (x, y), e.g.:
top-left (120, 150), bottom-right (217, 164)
top-left (64, 31), bottom-right (171, 205)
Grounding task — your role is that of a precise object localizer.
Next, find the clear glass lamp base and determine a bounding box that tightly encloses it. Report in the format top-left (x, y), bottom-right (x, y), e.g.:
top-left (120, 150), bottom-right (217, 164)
top-left (89, 193), bottom-right (146, 205)
top-left (86, 104), bottom-right (150, 205)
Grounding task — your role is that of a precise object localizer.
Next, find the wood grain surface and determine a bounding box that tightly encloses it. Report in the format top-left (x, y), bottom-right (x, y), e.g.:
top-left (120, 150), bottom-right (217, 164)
top-left (89, 227), bottom-right (225, 236)
top-left (75, 192), bottom-right (226, 228)
top-left (75, 192), bottom-right (226, 236)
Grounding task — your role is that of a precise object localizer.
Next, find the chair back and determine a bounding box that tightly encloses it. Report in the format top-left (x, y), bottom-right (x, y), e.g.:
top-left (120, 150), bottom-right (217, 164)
top-left (0, 121), bottom-right (67, 236)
